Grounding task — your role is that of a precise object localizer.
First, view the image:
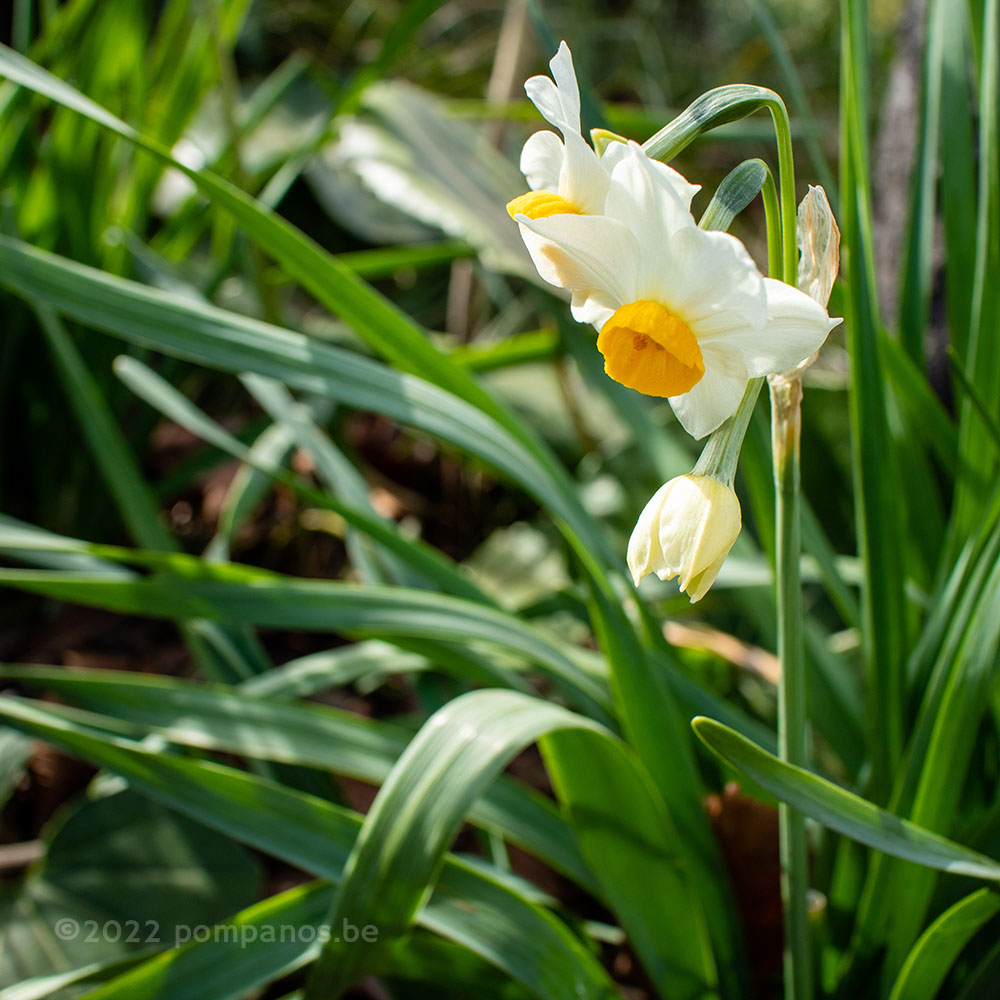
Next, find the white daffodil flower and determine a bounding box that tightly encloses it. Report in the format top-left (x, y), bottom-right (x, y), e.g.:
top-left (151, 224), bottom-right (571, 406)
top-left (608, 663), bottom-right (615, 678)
top-left (515, 143), bottom-right (841, 438)
top-left (627, 474), bottom-right (741, 603)
top-left (505, 43), bottom-right (698, 227)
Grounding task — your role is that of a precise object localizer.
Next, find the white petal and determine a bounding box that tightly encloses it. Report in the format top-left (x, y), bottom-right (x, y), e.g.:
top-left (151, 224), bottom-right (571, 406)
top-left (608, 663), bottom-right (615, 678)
top-left (548, 41), bottom-right (582, 126)
top-left (685, 546), bottom-right (731, 603)
top-left (559, 130), bottom-right (610, 214)
top-left (655, 477), bottom-right (709, 579)
top-left (603, 144), bottom-right (697, 269)
top-left (524, 41), bottom-right (581, 136)
top-left (655, 226), bottom-right (767, 330)
top-left (669, 346), bottom-right (749, 439)
top-left (627, 481), bottom-right (672, 584)
top-left (516, 213), bottom-right (638, 302)
top-left (600, 142), bottom-right (701, 210)
top-left (569, 288), bottom-right (617, 330)
top-left (738, 278), bottom-right (841, 377)
top-left (520, 131), bottom-right (563, 192)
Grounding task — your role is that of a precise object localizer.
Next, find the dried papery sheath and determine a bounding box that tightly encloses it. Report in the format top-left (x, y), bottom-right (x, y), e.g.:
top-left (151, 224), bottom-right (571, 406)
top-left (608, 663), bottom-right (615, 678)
top-left (797, 185), bottom-right (840, 308)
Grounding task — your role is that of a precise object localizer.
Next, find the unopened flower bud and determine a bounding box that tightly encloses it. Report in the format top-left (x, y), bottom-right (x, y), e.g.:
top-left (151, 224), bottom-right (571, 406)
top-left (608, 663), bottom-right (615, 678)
top-left (627, 474), bottom-right (741, 603)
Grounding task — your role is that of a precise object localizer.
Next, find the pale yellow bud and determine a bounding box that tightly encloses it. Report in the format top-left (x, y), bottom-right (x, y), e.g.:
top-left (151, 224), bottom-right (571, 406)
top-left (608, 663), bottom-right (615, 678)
top-left (627, 474), bottom-right (742, 603)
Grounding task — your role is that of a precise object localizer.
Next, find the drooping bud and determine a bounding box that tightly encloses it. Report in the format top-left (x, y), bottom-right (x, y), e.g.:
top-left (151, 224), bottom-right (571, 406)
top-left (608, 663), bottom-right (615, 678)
top-left (627, 474), bottom-right (742, 603)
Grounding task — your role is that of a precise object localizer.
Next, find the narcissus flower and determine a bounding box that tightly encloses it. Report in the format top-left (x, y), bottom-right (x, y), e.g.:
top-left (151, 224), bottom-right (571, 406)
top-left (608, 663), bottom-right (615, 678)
top-left (627, 474), bottom-right (741, 602)
top-left (505, 42), bottom-right (610, 222)
top-left (513, 143), bottom-right (839, 438)
top-left (505, 43), bottom-right (698, 227)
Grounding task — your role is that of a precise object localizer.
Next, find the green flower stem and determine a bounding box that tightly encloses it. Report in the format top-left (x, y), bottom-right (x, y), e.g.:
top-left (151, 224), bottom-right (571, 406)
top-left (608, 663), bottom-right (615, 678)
top-left (771, 372), bottom-right (811, 1000)
top-left (764, 91), bottom-right (812, 1000)
top-left (693, 378), bottom-right (763, 485)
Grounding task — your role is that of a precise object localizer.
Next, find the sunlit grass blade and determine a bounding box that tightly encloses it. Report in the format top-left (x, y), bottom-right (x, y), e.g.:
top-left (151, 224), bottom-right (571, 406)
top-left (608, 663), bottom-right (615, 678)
top-left (31, 300), bottom-right (266, 683)
top-left (952, 0), bottom-right (1000, 548)
top-left (33, 303), bottom-right (170, 549)
top-left (0, 562), bottom-right (614, 723)
top-left (203, 422), bottom-right (295, 563)
top-left (886, 888), bottom-right (1000, 1000)
top-left (845, 500), bottom-right (1000, 985)
top-left (839, 0), bottom-right (906, 800)
top-left (237, 640), bottom-right (430, 700)
top-left (0, 954), bottom-right (145, 1000)
top-left (113, 354), bottom-right (490, 604)
top-left (306, 689), bottom-right (719, 1000)
top-left (0, 234), bottom-right (617, 568)
top-left (0, 42), bottom-right (582, 517)
top-left (238, 374), bottom-right (429, 588)
top-left (0, 664), bottom-right (593, 891)
top-left (450, 329), bottom-right (560, 373)
top-left (692, 716), bottom-right (1000, 881)
top-left (853, 541), bottom-right (1000, 983)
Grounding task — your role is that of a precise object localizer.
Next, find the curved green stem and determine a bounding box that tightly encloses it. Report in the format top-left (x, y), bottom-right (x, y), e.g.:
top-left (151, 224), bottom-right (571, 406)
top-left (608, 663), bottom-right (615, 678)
top-left (761, 166), bottom-right (783, 280)
top-left (767, 95), bottom-right (799, 286)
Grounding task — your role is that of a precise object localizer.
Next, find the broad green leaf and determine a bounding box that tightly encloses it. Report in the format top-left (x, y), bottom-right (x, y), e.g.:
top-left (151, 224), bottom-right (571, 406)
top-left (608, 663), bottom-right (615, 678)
top-left (0, 789), bottom-right (259, 988)
top-left (0, 727), bottom-right (31, 810)
top-left (692, 717), bottom-right (1000, 881)
top-left (887, 889), bottom-right (1000, 1000)
top-left (0, 562), bottom-right (613, 722)
top-left (0, 665), bottom-right (594, 892)
top-left (0, 697), bottom-right (618, 1000)
top-left (307, 689), bottom-right (719, 1000)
